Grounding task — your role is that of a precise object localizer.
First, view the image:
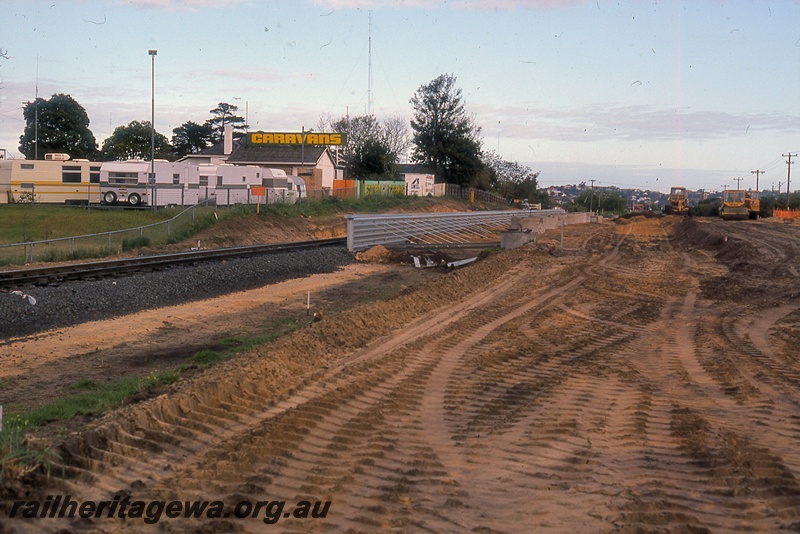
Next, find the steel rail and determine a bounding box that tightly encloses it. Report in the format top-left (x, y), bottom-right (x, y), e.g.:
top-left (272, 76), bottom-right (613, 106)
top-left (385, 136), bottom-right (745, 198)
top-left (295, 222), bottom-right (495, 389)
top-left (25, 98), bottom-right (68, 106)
top-left (0, 237), bottom-right (346, 288)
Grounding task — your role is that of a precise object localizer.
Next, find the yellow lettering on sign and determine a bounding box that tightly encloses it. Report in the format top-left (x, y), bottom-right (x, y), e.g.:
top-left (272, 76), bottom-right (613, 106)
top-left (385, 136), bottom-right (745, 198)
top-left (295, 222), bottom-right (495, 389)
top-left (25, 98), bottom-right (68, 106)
top-left (249, 132), bottom-right (346, 145)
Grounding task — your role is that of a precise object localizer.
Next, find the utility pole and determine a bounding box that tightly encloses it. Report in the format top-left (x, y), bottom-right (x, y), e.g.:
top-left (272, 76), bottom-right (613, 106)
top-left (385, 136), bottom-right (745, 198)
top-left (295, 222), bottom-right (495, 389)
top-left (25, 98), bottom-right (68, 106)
top-left (589, 179), bottom-right (595, 214)
top-left (783, 153), bottom-right (796, 208)
top-left (751, 169), bottom-right (764, 192)
top-left (149, 49), bottom-right (157, 211)
top-left (733, 176), bottom-right (743, 189)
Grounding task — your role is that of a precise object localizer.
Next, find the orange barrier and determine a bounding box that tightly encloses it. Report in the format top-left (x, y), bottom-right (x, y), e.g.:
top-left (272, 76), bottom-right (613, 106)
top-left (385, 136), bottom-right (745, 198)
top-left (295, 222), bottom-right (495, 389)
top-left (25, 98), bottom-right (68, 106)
top-left (774, 209), bottom-right (800, 219)
top-left (333, 180), bottom-right (357, 199)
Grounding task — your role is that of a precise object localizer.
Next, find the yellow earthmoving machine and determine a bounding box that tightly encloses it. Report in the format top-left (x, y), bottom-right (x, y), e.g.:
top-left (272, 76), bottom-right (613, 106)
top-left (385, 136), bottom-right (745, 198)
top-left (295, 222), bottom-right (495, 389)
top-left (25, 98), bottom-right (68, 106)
top-left (744, 190), bottom-right (760, 219)
top-left (720, 189), bottom-right (749, 220)
top-left (666, 186), bottom-right (689, 215)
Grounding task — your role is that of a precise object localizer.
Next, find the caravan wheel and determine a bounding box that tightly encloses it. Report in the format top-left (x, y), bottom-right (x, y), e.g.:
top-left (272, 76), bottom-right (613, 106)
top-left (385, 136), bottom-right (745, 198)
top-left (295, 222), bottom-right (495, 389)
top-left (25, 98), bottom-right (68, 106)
top-left (103, 191), bottom-right (117, 205)
top-left (128, 193), bottom-right (141, 206)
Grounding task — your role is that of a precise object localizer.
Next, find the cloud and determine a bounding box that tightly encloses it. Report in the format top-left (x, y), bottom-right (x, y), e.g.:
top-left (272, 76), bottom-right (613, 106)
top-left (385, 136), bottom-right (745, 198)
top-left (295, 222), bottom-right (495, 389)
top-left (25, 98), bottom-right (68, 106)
top-left (477, 103), bottom-right (799, 143)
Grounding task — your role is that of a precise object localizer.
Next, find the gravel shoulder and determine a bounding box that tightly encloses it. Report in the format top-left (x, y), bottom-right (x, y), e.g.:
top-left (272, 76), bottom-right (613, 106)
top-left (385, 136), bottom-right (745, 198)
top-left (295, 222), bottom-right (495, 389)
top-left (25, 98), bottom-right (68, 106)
top-left (0, 246), bottom-right (355, 339)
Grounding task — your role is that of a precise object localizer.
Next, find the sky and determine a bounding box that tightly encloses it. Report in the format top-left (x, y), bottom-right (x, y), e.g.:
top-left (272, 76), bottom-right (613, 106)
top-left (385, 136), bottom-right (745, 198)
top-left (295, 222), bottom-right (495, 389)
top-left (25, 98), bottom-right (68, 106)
top-left (1, 0), bottom-right (799, 194)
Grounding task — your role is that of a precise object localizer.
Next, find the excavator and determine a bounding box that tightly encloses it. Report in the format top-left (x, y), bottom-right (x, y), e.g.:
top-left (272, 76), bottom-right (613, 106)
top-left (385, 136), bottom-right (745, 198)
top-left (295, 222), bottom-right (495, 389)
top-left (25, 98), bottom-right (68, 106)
top-left (666, 186), bottom-right (689, 215)
top-left (720, 189), bottom-right (760, 220)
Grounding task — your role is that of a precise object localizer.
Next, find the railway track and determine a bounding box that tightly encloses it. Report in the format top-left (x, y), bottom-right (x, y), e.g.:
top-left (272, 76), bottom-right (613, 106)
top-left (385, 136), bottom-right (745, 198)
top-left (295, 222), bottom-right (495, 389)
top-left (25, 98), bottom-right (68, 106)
top-left (0, 237), bottom-right (347, 288)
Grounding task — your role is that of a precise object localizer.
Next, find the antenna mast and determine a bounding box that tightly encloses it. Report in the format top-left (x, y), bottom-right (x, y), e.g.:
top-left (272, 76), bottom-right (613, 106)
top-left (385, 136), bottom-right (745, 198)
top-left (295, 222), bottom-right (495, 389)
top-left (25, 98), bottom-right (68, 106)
top-left (367, 11), bottom-right (374, 116)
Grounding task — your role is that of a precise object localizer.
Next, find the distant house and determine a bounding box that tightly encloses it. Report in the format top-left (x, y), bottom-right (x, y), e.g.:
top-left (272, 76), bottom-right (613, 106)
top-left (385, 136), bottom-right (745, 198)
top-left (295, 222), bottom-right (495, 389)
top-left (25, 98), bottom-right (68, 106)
top-left (396, 164), bottom-right (435, 196)
top-left (546, 188), bottom-right (568, 205)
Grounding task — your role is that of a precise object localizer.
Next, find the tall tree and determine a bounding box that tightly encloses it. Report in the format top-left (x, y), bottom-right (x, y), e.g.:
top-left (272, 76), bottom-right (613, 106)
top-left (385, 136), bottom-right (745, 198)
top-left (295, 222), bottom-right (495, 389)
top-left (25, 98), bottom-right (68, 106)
top-left (172, 121), bottom-right (215, 158)
top-left (19, 93), bottom-right (98, 160)
top-left (331, 115), bottom-right (381, 163)
top-left (100, 120), bottom-right (171, 161)
top-left (482, 150), bottom-right (544, 202)
top-left (204, 102), bottom-right (247, 143)
top-left (380, 115), bottom-right (411, 164)
top-left (409, 74), bottom-right (484, 186)
top-left (319, 113), bottom-right (410, 176)
top-left (347, 139), bottom-right (397, 179)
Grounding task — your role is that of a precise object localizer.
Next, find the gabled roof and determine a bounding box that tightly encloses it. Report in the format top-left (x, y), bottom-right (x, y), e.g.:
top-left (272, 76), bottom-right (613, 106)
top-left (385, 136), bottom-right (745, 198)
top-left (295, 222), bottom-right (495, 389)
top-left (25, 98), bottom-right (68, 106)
top-left (226, 145), bottom-right (328, 165)
top-left (194, 135), bottom-right (246, 156)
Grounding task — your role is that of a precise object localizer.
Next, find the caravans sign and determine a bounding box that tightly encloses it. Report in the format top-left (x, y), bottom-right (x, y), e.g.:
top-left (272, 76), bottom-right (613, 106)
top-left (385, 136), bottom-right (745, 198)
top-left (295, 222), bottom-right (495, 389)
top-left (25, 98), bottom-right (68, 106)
top-left (248, 132), bottom-right (346, 146)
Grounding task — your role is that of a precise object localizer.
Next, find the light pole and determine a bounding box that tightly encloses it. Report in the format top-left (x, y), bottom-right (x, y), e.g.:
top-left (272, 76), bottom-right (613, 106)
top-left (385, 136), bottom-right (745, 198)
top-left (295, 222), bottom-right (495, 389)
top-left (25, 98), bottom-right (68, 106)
top-left (148, 49), bottom-right (157, 210)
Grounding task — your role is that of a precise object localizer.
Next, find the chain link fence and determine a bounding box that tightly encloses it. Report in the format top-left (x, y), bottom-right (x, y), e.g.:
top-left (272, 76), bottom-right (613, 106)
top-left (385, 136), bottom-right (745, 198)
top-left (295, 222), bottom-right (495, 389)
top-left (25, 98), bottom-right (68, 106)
top-left (0, 201), bottom-right (216, 266)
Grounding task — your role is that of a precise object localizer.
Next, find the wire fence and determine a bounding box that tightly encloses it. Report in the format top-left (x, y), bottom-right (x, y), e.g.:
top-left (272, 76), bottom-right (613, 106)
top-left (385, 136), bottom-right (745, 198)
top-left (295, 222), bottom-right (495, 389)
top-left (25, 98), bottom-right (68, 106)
top-left (437, 183), bottom-right (511, 205)
top-left (0, 201), bottom-right (216, 266)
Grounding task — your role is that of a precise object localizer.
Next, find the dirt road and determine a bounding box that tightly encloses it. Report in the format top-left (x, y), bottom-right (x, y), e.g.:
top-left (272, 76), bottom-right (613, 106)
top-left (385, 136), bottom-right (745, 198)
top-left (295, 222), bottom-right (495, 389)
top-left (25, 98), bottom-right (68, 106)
top-left (4, 215), bottom-right (800, 533)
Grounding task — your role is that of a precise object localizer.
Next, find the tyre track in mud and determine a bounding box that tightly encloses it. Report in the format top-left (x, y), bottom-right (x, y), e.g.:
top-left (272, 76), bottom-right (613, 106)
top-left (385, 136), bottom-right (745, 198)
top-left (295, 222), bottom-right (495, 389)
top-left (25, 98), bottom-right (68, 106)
top-left (19, 247), bottom-right (583, 533)
top-left (602, 219), bottom-right (800, 531)
top-left (7, 216), bottom-right (800, 533)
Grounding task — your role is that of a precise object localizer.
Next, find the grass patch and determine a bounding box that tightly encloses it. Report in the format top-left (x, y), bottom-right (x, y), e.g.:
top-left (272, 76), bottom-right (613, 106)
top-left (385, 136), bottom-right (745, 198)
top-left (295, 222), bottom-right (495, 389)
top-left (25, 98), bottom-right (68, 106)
top-left (69, 378), bottom-right (100, 391)
top-left (20, 369), bottom-right (179, 428)
top-left (0, 368), bottom-right (179, 480)
top-left (191, 319), bottom-right (302, 367)
top-left (121, 235), bottom-right (151, 251)
top-left (165, 213), bottom-right (219, 244)
top-left (36, 247), bottom-right (110, 263)
top-left (191, 349), bottom-right (228, 366)
top-left (0, 205), bottom-right (178, 244)
top-left (0, 415), bottom-right (58, 480)
top-left (257, 194), bottom-right (432, 218)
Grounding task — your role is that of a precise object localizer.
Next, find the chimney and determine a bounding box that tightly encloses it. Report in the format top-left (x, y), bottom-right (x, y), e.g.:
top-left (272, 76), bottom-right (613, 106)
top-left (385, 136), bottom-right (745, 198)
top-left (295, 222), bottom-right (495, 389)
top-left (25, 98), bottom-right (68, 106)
top-left (224, 125), bottom-right (233, 155)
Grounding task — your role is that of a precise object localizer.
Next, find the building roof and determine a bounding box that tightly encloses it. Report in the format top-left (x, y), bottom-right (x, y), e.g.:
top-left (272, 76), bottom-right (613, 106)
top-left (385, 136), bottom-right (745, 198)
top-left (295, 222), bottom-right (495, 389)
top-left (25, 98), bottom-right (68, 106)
top-left (194, 142), bottom-right (228, 156)
top-left (226, 145), bottom-right (328, 165)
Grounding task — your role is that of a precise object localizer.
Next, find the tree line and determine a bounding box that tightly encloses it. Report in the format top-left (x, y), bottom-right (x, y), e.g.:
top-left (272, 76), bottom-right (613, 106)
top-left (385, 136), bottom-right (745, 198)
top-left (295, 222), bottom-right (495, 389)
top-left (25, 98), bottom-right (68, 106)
top-left (16, 74), bottom-right (547, 203)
